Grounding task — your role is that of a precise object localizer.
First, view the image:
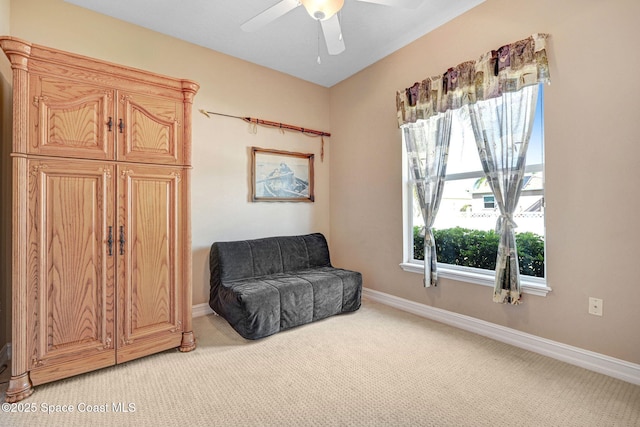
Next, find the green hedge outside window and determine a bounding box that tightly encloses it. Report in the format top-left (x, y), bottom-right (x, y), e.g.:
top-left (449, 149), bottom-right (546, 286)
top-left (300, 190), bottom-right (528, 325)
top-left (413, 226), bottom-right (544, 278)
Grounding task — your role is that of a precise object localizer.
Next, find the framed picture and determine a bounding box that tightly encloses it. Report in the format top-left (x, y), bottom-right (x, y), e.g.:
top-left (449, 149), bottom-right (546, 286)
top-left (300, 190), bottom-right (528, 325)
top-left (251, 147), bottom-right (314, 202)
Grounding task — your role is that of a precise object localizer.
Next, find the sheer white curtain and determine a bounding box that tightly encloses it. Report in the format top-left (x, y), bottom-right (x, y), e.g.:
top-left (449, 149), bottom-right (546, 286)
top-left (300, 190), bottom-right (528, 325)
top-left (403, 111), bottom-right (452, 287)
top-left (467, 84), bottom-right (540, 303)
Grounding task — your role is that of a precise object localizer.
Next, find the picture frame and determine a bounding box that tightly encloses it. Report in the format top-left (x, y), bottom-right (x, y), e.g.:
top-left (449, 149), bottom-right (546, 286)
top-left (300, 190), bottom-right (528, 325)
top-left (251, 147), bottom-right (315, 202)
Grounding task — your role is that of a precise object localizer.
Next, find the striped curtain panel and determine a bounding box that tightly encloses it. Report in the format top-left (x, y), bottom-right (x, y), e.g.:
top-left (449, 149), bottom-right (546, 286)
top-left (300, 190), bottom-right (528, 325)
top-left (467, 84), bottom-right (539, 304)
top-left (402, 109), bottom-right (452, 287)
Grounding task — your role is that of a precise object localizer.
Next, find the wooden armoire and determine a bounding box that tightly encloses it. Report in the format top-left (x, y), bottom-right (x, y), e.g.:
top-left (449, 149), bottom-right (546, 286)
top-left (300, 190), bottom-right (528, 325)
top-left (0, 37), bottom-right (199, 402)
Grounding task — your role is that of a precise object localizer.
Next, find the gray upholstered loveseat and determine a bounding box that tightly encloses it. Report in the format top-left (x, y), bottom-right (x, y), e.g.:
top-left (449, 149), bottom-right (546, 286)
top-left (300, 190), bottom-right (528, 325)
top-left (209, 233), bottom-right (362, 340)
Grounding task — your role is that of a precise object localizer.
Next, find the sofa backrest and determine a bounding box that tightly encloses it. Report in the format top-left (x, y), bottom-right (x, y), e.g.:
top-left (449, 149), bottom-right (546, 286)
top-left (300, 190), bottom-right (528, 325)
top-left (210, 233), bottom-right (332, 285)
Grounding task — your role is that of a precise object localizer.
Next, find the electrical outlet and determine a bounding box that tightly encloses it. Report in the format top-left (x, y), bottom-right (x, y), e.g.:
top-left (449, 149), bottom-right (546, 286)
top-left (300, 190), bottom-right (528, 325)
top-left (588, 297), bottom-right (603, 316)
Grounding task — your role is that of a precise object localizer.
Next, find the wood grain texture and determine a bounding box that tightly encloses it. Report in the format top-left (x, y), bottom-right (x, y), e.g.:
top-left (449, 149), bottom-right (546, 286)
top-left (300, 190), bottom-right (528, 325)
top-left (117, 165), bottom-right (183, 357)
top-left (27, 160), bottom-right (115, 368)
top-left (29, 76), bottom-right (114, 159)
top-left (1, 36), bottom-right (198, 401)
top-left (120, 92), bottom-right (181, 164)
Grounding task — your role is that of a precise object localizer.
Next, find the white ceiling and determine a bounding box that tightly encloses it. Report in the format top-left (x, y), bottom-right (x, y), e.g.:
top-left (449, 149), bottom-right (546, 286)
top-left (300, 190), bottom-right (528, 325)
top-left (65, 0), bottom-right (484, 87)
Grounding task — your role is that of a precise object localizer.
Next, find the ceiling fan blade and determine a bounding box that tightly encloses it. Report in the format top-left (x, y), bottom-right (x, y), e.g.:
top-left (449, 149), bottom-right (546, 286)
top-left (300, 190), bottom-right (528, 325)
top-left (241, 0), bottom-right (300, 32)
top-left (355, 0), bottom-right (423, 8)
top-left (320, 15), bottom-right (345, 55)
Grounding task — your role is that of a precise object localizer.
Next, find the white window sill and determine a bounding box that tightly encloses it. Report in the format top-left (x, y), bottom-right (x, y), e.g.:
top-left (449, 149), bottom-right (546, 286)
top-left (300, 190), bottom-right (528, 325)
top-left (399, 262), bottom-right (551, 297)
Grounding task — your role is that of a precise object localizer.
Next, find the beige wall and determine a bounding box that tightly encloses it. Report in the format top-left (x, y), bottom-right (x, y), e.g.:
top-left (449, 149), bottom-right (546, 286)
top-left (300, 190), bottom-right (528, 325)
top-left (329, 0), bottom-right (640, 364)
top-left (2, 0), bottom-right (639, 367)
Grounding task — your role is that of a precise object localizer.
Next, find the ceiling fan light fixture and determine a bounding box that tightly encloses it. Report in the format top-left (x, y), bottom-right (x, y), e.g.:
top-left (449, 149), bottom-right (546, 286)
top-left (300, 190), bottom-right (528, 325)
top-left (300, 0), bottom-right (344, 21)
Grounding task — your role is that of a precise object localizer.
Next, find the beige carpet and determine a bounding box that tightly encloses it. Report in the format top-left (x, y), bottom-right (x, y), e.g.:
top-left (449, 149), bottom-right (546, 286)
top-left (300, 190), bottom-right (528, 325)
top-left (1, 300), bottom-right (639, 426)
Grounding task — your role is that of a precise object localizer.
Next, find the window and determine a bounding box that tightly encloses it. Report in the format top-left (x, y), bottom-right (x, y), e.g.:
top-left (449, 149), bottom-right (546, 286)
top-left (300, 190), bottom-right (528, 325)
top-left (483, 195), bottom-right (495, 210)
top-left (401, 86), bottom-right (549, 295)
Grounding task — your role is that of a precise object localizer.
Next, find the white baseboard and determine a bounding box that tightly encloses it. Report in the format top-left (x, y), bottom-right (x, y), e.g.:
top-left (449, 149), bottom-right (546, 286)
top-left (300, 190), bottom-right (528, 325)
top-left (362, 287), bottom-right (640, 386)
top-left (193, 302), bottom-right (216, 318)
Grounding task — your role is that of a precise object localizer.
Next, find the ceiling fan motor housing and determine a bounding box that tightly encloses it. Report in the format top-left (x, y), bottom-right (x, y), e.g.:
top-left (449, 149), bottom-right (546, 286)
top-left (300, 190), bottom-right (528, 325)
top-left (301, 0), bottom-right (345, 21)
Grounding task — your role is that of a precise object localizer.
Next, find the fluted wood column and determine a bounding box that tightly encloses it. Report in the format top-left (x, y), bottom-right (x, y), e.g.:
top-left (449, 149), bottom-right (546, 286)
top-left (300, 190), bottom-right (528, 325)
top-left (0, 37), bottom-right (34, 402)
top-left (179, 80), bottom-right (199, 352)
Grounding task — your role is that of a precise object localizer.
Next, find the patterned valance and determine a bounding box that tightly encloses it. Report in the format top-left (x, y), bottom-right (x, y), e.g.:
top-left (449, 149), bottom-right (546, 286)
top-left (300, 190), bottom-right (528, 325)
top-left (396, 33), bottom-right (550, 126)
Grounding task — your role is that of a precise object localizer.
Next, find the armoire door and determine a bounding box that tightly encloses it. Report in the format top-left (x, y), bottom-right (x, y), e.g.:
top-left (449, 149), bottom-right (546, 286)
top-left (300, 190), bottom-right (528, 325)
top-left (117, 91), bottom-right (184, 165)
top-left (116, 164), bottom-right (185, 363)
top-left (28, 75), bottom-right (116, 160)
top-left (26, 159), bottom-right (116, 386)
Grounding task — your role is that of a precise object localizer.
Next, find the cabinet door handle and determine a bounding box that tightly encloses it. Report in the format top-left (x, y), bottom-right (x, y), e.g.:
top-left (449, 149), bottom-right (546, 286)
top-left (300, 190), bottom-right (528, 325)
top-left (107, 226), bottom-right (113, 256)
top-left (118, 119), bottom-right (124, 133)
top-left (119, 226), bottom-right (126, 255)
top-left (107, 117), bottom-right (113, 132)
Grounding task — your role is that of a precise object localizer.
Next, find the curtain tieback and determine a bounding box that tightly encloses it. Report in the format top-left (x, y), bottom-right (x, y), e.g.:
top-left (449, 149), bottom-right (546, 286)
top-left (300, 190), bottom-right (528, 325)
top-left (423, 228), bottom-right (433, 245)
top-left (496, 215), bottom-right (518, 233)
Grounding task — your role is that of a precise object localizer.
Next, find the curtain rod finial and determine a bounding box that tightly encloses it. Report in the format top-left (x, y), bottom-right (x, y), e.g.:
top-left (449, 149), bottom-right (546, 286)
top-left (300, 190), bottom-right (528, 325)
top-left (199, 109), bottom-right (211, 118)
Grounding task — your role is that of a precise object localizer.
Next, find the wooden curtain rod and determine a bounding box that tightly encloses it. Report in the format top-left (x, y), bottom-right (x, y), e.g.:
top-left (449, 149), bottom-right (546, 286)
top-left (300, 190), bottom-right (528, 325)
top-left (199, 109), bottom-right (331, 137)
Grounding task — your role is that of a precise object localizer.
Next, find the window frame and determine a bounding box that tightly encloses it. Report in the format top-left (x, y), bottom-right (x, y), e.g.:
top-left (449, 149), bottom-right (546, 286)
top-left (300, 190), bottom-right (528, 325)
top-left (399, 104), bottom-right (551, 297)
top-left (483, 195), bottom-right (495, 210)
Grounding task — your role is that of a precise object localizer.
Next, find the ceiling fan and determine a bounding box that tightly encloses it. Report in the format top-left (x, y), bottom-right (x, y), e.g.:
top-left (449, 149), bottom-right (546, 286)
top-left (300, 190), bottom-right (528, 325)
top-left (241, 0), bottom-right (423, 56)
